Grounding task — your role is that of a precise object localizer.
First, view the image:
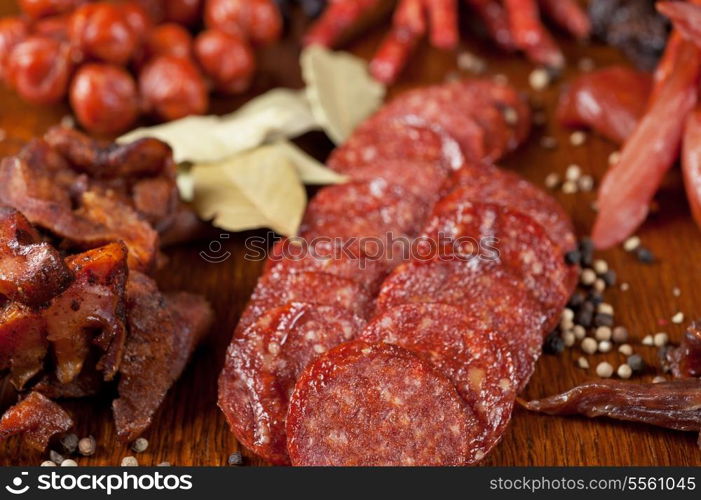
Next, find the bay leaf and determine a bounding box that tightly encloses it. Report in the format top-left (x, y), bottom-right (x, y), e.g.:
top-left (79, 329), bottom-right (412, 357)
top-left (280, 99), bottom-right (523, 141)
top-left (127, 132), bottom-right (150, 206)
top-left (118, 89), bottom-right (319, 164)
top-left (301, 45), bottom-right (385, 145)
top-left (272, 140), bottom-right (347, 185)
top-left (191, 147), bottom-right (307, 236)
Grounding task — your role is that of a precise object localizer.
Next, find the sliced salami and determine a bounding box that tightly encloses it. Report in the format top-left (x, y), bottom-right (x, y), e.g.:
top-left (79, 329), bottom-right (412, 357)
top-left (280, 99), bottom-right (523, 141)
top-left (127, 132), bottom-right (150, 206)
top-left (376, 258), bottom-right (548, 391)
top-left (421, 201), bottom-right (577, 328)
top-left (263, 238), bottom-right (390, 294)
top-left (300, 179), bottom-right (430, 247)
top-left (328, 118), bottom-right (464, 173)
top-left (360, 303), bottom-right (516, 460)
top-left (238, 270), bottom-right (374, 332)
top-left (369, 86), bottom-right (487, 160)
top-left (218, 302), bottom-right (366, 465)
top-left (325, 159), bottom-right (450, 205)
top-left (286, 341), bottom-right (480, 466)
top-left (442, 162), bottom-right (577, 251)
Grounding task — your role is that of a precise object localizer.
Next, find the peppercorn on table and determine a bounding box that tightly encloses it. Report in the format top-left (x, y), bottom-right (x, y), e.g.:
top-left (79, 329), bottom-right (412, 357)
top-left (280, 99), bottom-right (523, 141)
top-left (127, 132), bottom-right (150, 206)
top-left (1, 4), bottom-right (700, 467)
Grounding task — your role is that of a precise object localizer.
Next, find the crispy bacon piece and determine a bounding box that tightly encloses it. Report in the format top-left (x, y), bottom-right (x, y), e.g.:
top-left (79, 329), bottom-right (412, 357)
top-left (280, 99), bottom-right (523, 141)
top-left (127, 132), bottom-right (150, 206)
top-left (557, 66), bottom-right (652, 144)
top-left (33, 367), bottom-right (103, 399)
top-left (683, 108), bottom-right (701, 230)
top-left (0, 206), bottom-right (73, 305)
top-left (0, 155), bottom-right (159, 271)
top-left (504, 0), bottom-right (564, 69)
top-left (665, 321), bottom-right (701, 379)
top-left (113, 272), bottom-right (212, 442)
top-left (0, 301), bottom-right (46, 390)
top-left (0, 392), bottom-right (73, 451)
top-left (44, 126), bottom-right (174, 179)
top-left (592, 39), bottom-right (701, 249)
top-left (525, 379), bottom-right (701, 433)
top-left (45, 242), bottom-right (128, 384)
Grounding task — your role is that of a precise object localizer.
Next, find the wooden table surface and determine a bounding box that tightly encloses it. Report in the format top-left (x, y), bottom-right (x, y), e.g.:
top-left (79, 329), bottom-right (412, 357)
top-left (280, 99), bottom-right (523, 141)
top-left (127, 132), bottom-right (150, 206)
top-left (1, 4), bottom-right (701, 467)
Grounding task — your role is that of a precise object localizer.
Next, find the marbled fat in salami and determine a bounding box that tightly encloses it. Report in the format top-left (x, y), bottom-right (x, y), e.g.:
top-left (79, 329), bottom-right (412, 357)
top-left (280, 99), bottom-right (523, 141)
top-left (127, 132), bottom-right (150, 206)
top-left (286, 341), bottom-right (479, 466)
top-left (442, 163), bottom-right (577, 251)
top-left (218, 302), bottom-right (366, 465)
top-left (360, 303), bottom-right (517, 460)
top-left (376, 259), bottom-right (548, 391)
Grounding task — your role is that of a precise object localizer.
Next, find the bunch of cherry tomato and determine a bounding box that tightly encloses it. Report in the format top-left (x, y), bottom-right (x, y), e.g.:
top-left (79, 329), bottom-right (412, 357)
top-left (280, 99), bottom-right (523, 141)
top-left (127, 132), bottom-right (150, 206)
top-left (0, 0), bottom-right (283, 135)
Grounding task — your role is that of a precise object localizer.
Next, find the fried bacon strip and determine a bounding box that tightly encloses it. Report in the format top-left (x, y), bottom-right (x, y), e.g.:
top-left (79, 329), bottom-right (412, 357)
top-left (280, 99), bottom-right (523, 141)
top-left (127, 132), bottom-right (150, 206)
top-left (557, 66), bottom-right (652, 145)
top-left (525, 379), bottom-right (701, 433)
top-left (592, 39), bottom-right (701, 249)
top-left (665, 321), bottom-right (701, 379)
top-left (0, 392), bottom-right (73, 451)
top-left (0, 301), bottom-right (46, 390)
top-left (45, 242), bottom-right (128, 384)
top-left (113, 272), bottom-right (212, 442)
top-left (0, 206), bottom-right (73, 305)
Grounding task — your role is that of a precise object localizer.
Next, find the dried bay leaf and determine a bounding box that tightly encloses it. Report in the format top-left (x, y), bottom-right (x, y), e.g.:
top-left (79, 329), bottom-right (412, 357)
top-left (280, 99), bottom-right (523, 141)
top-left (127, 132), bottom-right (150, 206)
top-left (273, 141), bottom-right (347, 185)
top-left (119, 89), bottom-right (319, 164)
top-left (302, 45), bottom-right (385, 145)
top-left (191, 147), bottom-right (307, 236)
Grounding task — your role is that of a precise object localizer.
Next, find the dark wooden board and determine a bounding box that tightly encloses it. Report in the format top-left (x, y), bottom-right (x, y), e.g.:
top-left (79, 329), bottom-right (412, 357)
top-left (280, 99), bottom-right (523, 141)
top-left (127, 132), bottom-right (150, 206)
top-left (1, 4), bottom-right (700, 466)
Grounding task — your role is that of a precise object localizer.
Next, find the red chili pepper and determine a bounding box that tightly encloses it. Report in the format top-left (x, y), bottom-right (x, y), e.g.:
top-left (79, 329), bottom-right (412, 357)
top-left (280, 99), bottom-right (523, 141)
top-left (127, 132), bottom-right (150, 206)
top-left (683, 108), bottom-right (701, 229)
top-left (592, 40), bottom-right (701, 249)
top-left (426, 0), bottom-right (458, 50)
top-left (503, 0), bottom-right (564, 68)
top-left (463, 0), bottom-right (516, 51)
top-left (537, 0), bottom-right (590, 41)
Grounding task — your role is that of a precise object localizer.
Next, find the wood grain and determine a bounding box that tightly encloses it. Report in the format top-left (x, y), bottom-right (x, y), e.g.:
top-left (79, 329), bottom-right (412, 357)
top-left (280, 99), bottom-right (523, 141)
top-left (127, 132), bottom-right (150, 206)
top-left (1, 5), bottom-right (700, 466)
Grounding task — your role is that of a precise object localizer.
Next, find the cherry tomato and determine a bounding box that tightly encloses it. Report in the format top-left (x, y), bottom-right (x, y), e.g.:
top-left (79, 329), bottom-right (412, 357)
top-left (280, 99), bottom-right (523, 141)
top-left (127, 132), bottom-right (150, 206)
top-left (144, 23), bottom-right (194, 60)
top-left (70, 63), bottom-right (139, 135)
top-left (32, 14), bottom-right (71, 41)
top-left (19, 0), bottom-right (83, 20)
top-left (131, 0), bottom-right (166, 24)
top-left (164, 0), bottom-right (203, 26)
top-left (69, 3), bottom-right (139, 65)
top-left (204, 0), bottom-right (282, 46)
top-left (119, 1), bottom-right (154, 42)
top-left (139, 55), bottom-right (208, 121)
top-left (5, 36), bottom-right (72, 105)
top-left (0, 17), bottom-right (30, 82)
top-left (195, 29), bottom-right (255, 94)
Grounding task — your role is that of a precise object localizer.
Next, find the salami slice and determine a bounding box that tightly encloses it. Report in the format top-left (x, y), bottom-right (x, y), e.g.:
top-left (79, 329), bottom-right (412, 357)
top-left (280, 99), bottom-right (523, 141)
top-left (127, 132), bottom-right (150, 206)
top-left (329, 118), bottom-right (464, 172)
top-left (218, 302), bottom-right (366, 465)
top-left (238, 270), bottom-right (374, 333)
top-left (421, 201), bottom-right (577, 328)
top-left (326, 159), bottom-right (450, 204)
top-left (300, 179), bottom-right (430, 247)
top-left (369, 86), bottom-right (487, 160)
top-left (286, 341), bottom-right (480, 466)
top-left (376, 258), bottom-right (547, 391)
top-left (442, 162), bottom-right (577, 251)
top-left (360, 303), bottom-right (516, 460)
top-left (263, 238), bottom-right (390, 294)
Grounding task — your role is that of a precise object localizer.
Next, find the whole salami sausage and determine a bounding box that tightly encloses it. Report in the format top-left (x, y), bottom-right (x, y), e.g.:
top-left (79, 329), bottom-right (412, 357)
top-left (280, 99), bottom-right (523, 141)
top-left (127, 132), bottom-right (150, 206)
top-left (218, 302), bottom-right (366, 465)
top-left (286, 341), bottom-right (480, 466)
